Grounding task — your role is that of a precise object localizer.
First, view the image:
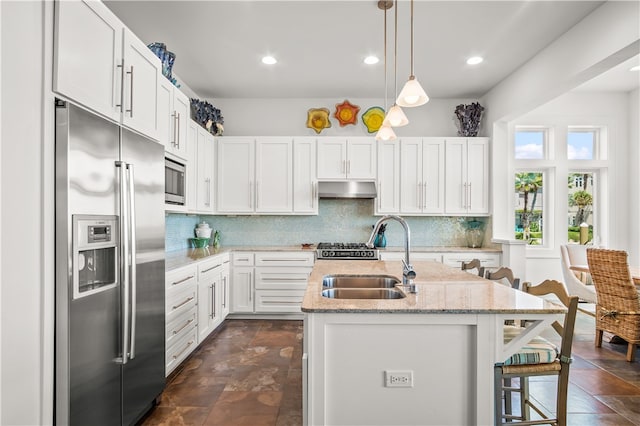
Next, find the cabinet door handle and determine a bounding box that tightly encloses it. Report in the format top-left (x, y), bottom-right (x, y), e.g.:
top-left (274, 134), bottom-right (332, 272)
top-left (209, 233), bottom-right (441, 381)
top-left (417, 182), bottom-right (421, 209)
top-left (462, 183), bottom-right (468, 209)
top-left (468, 182), bottom-right (472, 210)
top-left (171, 275), bottom-right (194, 286)
top-left (222, 277), bottom-right (227, 308)
top-left (205, 178), bottom-right (211, 206)
top-left (172, 318), bottom-right (194, 335)
top-left (260, 258), bottom-right (308, 262)
top-left (256, 181), bottom-right (260, 210)
top-left (347, 160), bottom-right (351, 175)
top-left (249, 182), bottom-right (253, 209)
top-left (125, 66), bottom-right (134, 117)
top-left (202, 264), bottom-right (222, 273)
top-left (209, 284), bottom-right (214, 319)
top-left (378, 181), bottom-right (382, 209)
top-left (116, 60), bottom-right (125, 112)
top-left (248, 273), bottom-right (252, 301)
top-left (172, 340), bottom-right (194, 360)
top-left (423, 181), bottom-right (427, 209)
top-left (342, 160), bottom-right (346, 174)
top-left (172, 295), bottom-right (195, 310)
top-left (171, 112), bottom-right (178, 147)
top-left (176, 112), bottom-right (181, 148)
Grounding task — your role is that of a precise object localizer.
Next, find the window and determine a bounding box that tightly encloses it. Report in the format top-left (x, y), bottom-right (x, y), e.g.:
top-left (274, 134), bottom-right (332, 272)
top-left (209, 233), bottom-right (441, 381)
top-left (567, 129), bottom-right (597, 160)
top-left (568, 171), bottom-right (595, 243)
top-left (515, 172), bottom-right (544, 245)
top-left (515, 129), bottom-right (546, 159)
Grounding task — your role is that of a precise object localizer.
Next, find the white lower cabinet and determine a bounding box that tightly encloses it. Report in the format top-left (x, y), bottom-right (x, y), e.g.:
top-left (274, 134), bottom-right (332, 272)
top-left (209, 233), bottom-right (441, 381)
top-left (197, 255), bottom-right (226, 344)
top-left (230, 251), bottom-right (314, 314)
top-left (379, 252), bottom-right (443, 262)
top-left (165, 253), bottom-right (230, 376)
top-left (165, 264), bottom-right (198, 376)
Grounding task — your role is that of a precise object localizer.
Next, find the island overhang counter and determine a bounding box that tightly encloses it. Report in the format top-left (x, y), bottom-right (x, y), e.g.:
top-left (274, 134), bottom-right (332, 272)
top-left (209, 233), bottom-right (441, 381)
top-left (301, 260), bottom-right (567, 426)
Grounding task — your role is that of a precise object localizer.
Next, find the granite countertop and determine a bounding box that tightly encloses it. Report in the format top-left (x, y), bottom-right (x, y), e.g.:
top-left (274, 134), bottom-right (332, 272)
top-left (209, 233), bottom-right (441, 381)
top-left (301, 260), bottom-right (566, 314)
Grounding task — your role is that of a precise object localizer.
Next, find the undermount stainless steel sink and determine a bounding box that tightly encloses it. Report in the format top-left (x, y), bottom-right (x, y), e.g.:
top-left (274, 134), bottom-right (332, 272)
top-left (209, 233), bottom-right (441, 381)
top-left (321, 288), bottom-right (406, 299)
top-left (322, 274), bottom-right (400, 289)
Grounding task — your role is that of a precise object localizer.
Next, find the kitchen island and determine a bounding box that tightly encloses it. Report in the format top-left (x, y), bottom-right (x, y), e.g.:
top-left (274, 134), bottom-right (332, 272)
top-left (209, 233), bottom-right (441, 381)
top-left (301, 260), bottom-right (567, 426)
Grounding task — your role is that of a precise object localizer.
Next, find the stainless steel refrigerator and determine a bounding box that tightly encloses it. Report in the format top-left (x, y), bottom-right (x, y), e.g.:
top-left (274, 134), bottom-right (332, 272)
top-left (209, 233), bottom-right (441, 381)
top-left (55, 100), bottom-right (165, 425)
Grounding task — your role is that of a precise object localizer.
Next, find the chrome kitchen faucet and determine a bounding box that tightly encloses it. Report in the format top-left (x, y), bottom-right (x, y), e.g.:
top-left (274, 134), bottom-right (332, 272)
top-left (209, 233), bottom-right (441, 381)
top-left (366, 215), bottom-right (417, 293)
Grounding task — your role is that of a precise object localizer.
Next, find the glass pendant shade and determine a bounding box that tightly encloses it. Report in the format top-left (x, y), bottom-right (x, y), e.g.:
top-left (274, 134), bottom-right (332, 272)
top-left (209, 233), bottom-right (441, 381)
top-left (375, 122), bottom-right (397, 141)
top-left (396, 76), bottom-right (429, 107)
top-left (383, 104), bottom-right (409, 127)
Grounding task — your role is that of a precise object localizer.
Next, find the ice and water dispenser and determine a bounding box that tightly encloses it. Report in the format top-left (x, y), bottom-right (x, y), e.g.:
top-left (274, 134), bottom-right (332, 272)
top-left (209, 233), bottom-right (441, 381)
top-left (72, 215), bottom-right (118, 299)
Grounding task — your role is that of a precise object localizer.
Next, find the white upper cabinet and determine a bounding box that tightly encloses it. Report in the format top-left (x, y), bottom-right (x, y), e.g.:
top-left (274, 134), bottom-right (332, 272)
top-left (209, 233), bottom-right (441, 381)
top-left (196, 127), bottom-right (215, 213)
top-left (376, 140), bottom-right (400, 214)
top-left (444, 137), bottom-right (489, 215)
top-left (293, 138), bottom-right (318, 214)
top-left (54, 0), bottom-right (161, 141)
top-left (216, 137), bottom-right (256, 213)
top-left (256, 138), bottom-right (293, 213)
top-left (317, 137), bottom-right (376, 180)
top-left (217, 137), bottom-right (295, 214)
top-left (121, 29), bottom-right (160, 141)
top-left (159, 77), bottom-right (189, 160)
top-left (398, 138), bottom-right (445, 215)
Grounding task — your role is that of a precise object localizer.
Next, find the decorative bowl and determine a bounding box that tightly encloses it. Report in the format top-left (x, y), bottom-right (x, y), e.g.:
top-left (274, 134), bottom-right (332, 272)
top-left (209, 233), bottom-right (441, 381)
top-left (190, 237), bottom-right (210, 248)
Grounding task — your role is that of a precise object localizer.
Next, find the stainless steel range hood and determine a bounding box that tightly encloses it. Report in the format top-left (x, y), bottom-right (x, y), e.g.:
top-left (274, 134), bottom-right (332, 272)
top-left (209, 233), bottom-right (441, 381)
top-left (317, 181), bottom-right (377, 199)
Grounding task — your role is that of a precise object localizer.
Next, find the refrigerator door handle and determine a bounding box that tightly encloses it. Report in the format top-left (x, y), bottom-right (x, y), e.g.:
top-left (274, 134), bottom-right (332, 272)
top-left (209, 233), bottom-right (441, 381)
top-left (127, 163), bottom-right (137, 360)
top-left (116, 161), bottom-right (130, 365)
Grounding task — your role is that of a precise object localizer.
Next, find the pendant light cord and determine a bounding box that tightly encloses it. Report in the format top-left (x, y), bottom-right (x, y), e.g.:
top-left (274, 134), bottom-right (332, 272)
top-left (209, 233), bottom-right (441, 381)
top-left (384, 4), bottom-right (388, 109)
top-left (410, 0), bottom-right (414, 77)
top-left (394, 0), bottom-right (398, 100)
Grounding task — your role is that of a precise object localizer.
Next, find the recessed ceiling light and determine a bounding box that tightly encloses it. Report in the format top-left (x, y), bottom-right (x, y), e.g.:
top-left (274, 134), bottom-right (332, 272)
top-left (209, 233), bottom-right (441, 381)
top-left (630, 65), bottom-right (640, 72)
top-left (364, 55), bottom-right (380, 65)
top-left (262, 56), bottom-right (277, 65)
top-left (466, 56), bottom-right (484, 65)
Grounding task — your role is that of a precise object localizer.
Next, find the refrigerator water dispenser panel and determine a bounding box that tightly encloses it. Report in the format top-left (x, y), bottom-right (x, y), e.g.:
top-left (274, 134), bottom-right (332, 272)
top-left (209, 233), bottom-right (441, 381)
top-left (73, 215), bottom-right (119, 299)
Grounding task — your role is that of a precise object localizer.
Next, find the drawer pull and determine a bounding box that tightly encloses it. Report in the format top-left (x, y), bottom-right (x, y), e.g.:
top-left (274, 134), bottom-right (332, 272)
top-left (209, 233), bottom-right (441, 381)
top-left (172, 340), bottom-right (194, 360)
top-left (172, 318), bottom-right (194, 335)
top-left (202, 264), bottom-right (222, 273)
top-left (172, 296), bottom-right (195, 310)
top-left (261, 277), bottom-right (307, 282)
top-left (171, 275), bottom-right (194, 286)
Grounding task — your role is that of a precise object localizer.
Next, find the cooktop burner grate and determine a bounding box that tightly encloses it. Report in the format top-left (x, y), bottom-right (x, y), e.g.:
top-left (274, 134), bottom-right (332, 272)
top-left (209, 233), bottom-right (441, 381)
top-left (316, 242), bottom-right (379, 260)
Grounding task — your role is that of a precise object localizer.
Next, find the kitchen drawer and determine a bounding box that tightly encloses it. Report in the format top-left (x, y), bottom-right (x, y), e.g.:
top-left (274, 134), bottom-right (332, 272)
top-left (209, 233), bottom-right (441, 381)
top-left (379, 252), bottom-right (443, 262)
top-left (233, 252), bottom-right (255, 266)
top-left (165, 326), bottom-right (198, 376)
top-left (441, 253), bottom-right (501, 269)
top-left (166, 264), bottom-right (197, 291)
top-left (255, 267), bottom-right (312, 290)
top-left (254, 289), bottom-right (306, 313)
top-left (198, 256), bottom-right (225, 283)
top-left (166, 305), bottom-right (197, 351)
top-left (255, 251), bottom-right (315, 267)
top-left (166, 283), bottom-right (197, 323)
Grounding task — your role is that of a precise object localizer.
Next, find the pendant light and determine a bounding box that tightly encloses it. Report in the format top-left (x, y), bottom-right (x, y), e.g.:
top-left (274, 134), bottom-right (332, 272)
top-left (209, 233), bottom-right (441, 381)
top-left (383, 0), bottom-right (408, 127)
top-left (396, 0), bottom-right (429, 108)
top-left (376, 1), bottom-right (396, 141)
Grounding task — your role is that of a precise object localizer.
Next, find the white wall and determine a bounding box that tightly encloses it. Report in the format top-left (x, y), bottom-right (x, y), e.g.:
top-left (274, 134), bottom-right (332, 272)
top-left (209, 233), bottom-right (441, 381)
top-left (1, 1), bottom-right (50, 424)
top-left (509, 91), bottom-right (631, 285)
top-left (206, 97), bottom-right (479, 137)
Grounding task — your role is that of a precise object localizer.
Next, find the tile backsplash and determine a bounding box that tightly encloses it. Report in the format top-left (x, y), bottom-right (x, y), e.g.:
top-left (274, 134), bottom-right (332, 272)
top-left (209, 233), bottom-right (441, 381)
top-left (165, 199), bottom-right (490, 252)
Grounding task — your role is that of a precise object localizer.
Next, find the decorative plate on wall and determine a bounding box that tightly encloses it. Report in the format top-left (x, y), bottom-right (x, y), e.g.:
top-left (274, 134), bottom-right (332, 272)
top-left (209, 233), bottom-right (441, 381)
top-left (306, 108), bottom-right (332, 134)
top-left (334, 100), bottom-right (361, 126)
top-left (362, 106), bottom-right (385, 133)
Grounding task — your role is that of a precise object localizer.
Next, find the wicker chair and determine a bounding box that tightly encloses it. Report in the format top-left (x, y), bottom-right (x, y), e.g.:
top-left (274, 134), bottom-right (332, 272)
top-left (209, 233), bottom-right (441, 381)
top-left (586, 248), bottom-right (640, 362)
top-left (486, 267), bottom-right (521, 290)
top-left (461, 258), bottom-right (485, 277)
top-left (494, 280), bottom-right (579, 426)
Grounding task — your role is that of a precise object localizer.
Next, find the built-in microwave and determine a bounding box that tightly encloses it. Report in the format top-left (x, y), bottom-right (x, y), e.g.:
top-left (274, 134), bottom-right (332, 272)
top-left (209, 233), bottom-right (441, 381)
top-left (165, 157), bottom-right (186, 205)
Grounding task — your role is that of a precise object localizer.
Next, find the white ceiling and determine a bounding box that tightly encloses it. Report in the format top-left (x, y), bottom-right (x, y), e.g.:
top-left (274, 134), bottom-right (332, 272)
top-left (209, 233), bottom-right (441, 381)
top-left (104, 1), bottom-right (638, 100)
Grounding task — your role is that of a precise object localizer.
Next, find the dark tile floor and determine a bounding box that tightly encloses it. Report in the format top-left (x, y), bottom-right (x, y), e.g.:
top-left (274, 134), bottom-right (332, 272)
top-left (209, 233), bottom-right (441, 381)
top-left (140, 312), bottom-right (640, 426)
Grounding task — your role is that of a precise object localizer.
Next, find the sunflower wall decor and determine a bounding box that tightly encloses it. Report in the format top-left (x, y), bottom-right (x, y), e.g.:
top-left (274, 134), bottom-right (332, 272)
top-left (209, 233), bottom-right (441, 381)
top-left (306, 108), bottom-right (332, 134)
top-left (334, 100), bottom-right (360, 127)
top-left (361, 106), bottom-right (385, 133)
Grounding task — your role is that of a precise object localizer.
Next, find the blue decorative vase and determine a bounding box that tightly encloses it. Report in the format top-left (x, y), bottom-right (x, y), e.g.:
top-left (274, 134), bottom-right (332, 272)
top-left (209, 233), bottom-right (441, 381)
top-left (374, 233), bottom-right (387, 248)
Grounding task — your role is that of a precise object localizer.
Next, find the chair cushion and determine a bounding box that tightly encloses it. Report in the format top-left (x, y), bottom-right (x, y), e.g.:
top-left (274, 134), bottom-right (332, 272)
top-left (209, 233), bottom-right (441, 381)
top-left (503, 326), bottom-right (559, 366)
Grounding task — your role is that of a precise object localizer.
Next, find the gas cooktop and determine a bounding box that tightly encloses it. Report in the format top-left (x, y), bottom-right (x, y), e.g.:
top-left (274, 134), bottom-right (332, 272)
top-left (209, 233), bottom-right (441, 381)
top-left (316, 242), bottom-right (379, 260)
